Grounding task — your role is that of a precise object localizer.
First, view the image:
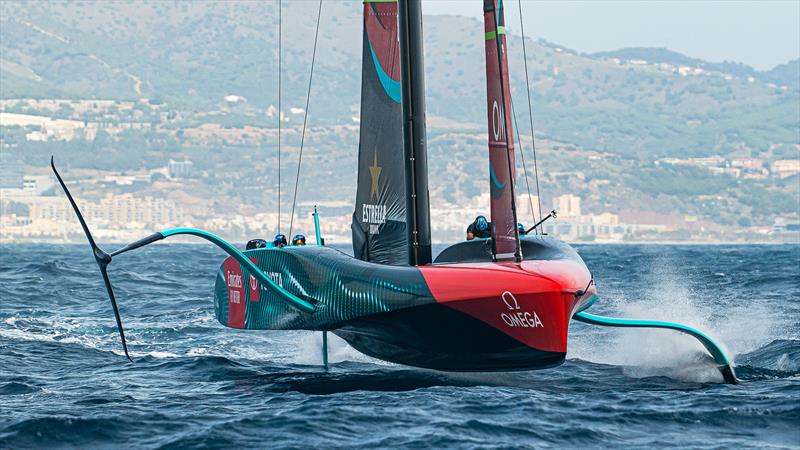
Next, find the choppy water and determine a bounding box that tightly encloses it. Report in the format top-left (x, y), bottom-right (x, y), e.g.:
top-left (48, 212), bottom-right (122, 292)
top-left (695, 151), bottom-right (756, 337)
top-left (0, 243), bottom-right (798, 449)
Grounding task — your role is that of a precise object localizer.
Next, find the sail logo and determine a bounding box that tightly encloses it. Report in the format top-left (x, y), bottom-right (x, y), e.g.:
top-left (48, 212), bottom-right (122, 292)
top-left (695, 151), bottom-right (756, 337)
top-left (369, 151), bottom-right (382, 200)
top-left (491, 100), bottom-right (506, 142)
top-left (363, 203), bottom-right (386, 235)
top-left (363, 151), bottom-right (386, 235)
top-left (363, 204), bottom-right (386, 223)
top-left (499, 291), bottom-right (543, 328)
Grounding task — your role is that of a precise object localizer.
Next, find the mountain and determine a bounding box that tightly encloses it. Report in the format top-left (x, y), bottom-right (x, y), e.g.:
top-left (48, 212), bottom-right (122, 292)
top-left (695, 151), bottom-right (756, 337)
top-left (2, 2), bottom-right (798, 157)
top-left (1, 2), bottom-right (798, 230)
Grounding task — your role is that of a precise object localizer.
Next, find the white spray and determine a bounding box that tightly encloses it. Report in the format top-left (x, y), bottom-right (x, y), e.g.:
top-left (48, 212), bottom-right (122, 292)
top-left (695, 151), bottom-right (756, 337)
top-left (569, 254), bottom-right (787, 383)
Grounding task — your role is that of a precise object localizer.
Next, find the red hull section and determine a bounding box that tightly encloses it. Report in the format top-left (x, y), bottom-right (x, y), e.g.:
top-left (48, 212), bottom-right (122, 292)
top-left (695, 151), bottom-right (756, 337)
top-left (420, 260), bottom-right (595, 354)
top-left (222, 257), bottom-right (246, 329)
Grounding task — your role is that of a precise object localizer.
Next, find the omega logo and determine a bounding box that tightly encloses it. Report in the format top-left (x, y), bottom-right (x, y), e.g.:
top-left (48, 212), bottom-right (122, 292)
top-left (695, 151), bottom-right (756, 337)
top-left (499, 291), bottom-right (543, 328)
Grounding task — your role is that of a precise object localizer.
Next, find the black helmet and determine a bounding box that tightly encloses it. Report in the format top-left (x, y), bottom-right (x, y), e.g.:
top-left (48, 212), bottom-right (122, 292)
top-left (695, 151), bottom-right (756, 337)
top-left (273, 234), bottom-right (288, 247)
top-left (246, 238), bottom-right (268, 250)
top-left (292, 234), bottom-right (306, 246)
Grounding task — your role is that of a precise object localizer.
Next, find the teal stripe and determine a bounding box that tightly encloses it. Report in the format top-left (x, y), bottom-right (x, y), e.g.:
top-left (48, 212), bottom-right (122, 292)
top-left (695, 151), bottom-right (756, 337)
top-left (161, 227), bottom-right (315, 313)
top-left (368, 39), bottom-right (401, 103)
top-left (490, 162), bottom-right (505, 190)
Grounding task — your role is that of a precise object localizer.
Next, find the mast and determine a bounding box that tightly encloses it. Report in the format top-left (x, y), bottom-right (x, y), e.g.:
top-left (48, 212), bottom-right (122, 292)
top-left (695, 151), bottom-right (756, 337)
top-left (484, 0), bottom-right (521, 262)
top-left (398, 0), bottom-right (432, 266)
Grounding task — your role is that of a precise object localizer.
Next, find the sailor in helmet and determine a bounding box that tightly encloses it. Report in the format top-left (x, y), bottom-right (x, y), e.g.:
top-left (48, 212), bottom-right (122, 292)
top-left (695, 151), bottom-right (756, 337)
top-left (292, 234), bottom-right (307, 246)
top-left (517, 223), bottom-right (528, 236)
top-left (273, 234), bottom-right (288, 248)
top-left (466, 215), bottom-right (492, 240)
top-left (245, 238), bottom-right (268, 250)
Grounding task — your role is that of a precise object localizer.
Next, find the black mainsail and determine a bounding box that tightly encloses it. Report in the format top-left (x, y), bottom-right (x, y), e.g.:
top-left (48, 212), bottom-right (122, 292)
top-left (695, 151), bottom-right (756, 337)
top-left (352, 0), bottom-right (408, 265)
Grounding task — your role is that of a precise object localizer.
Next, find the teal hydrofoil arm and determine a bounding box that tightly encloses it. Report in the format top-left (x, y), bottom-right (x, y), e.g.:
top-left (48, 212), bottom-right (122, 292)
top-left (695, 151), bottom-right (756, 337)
top-left (160, 228), bottom-right (315, 313)
top-left (110, 227), bottom-right (316, 314)
top-left (114, 228), bottom-right (317, 316)
top-left (573, 310), bottom-right (738, 384)
top-left (111, 229), bottom-right (315, 315)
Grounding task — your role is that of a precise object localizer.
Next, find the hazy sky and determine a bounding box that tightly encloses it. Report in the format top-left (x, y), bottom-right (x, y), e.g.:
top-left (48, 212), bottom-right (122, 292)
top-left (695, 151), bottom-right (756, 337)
top-left (421, 0), bottom-right (800, 70)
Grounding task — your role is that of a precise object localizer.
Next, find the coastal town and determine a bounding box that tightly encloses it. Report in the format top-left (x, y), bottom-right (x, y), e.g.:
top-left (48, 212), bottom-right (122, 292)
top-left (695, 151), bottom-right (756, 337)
top-left (1, 154), bottom-right (797, 244)
top-left (1, 30), bottom-right (798, 245)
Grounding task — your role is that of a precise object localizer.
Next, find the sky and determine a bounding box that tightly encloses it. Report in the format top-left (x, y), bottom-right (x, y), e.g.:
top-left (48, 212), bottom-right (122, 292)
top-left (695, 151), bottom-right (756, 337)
top-left (421, 0), bottom-right (800, 70)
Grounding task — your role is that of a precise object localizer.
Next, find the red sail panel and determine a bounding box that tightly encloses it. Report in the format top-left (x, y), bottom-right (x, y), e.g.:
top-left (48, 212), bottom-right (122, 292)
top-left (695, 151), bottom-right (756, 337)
top-left (484, 0), bottom-right (518, 260)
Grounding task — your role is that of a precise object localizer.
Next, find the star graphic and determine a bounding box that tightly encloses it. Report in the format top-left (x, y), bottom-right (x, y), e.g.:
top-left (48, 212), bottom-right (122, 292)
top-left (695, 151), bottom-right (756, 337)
top-left (369, 151), bottom-right (382, 200)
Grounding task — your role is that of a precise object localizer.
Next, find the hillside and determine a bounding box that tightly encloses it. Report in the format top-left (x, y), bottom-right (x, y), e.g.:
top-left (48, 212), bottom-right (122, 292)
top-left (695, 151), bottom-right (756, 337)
top-left (1, 1), bottom-right (798, 235)
top-left (2, 2), bottom-right (798, 156)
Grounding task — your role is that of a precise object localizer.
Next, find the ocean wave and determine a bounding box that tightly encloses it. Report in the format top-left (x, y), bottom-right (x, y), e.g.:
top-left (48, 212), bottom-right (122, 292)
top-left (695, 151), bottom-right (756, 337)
top-left (2, 244), bottom-right (799, 449)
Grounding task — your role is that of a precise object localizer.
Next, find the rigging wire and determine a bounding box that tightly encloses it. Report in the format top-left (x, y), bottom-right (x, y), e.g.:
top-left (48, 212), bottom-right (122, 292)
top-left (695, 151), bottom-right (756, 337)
top-left (510, 97), bottom-right (537, 228)
top-left (277, 0), bottom-right (282, 232)
top-left (517, 0), bottom-right (544, 226)
top-left (288, 0), bottom-right (323, 238)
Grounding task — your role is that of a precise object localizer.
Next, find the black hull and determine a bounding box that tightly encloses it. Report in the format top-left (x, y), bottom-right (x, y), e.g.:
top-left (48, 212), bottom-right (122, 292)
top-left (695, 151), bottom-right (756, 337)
top-left (334, 303), bottom-right (565, 372)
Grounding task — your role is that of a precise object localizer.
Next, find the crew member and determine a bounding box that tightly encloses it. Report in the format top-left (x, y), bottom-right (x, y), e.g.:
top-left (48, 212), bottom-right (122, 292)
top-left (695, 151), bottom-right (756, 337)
top-left (292, 234), bottom-right (307, 246)
top-left (246, 238), bottom-right (268, 250)
top-left (273, 234), bottom-right (288, 248)
top-left (466, 215), bottom-right (491, 240)
top-left (518, 223), bottom-right (528, 236)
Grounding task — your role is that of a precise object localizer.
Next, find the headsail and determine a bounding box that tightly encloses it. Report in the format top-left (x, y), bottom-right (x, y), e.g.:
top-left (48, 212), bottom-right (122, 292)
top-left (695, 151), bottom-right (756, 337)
top-left (352, 0), bottom-right (408, 265)
top-left (484, 0), bottom-right (520, 261)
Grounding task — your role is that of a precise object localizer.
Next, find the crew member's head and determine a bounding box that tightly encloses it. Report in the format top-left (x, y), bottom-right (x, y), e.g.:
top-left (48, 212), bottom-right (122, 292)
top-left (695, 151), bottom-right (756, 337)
top-left (292, 234), bottom-right (307, 246)
top-left (273, 234), bottom-right (288, 247)
top-left (517, 223), bottom-right (526, 235)
top-left (475, 215), bottom-right (489, 232)
top-left (246, 238), bottom-right (268, 250)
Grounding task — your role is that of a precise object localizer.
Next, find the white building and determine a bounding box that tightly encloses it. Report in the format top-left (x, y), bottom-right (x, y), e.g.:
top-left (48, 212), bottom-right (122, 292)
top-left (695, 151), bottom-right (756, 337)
top-left (168, 159), bottom-right (193, 179)
top-left (553, 194), bottom-right (581, 218)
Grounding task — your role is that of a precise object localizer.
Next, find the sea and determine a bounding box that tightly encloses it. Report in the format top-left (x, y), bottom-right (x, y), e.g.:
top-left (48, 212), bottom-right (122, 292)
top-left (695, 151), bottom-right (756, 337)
top-left (0, 243), bottom-right (798, 449)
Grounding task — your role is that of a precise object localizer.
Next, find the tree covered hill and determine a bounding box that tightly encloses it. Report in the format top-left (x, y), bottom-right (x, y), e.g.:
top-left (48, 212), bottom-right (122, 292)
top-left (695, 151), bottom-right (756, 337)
top-left (2, 1), bottom-right (798, 160)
